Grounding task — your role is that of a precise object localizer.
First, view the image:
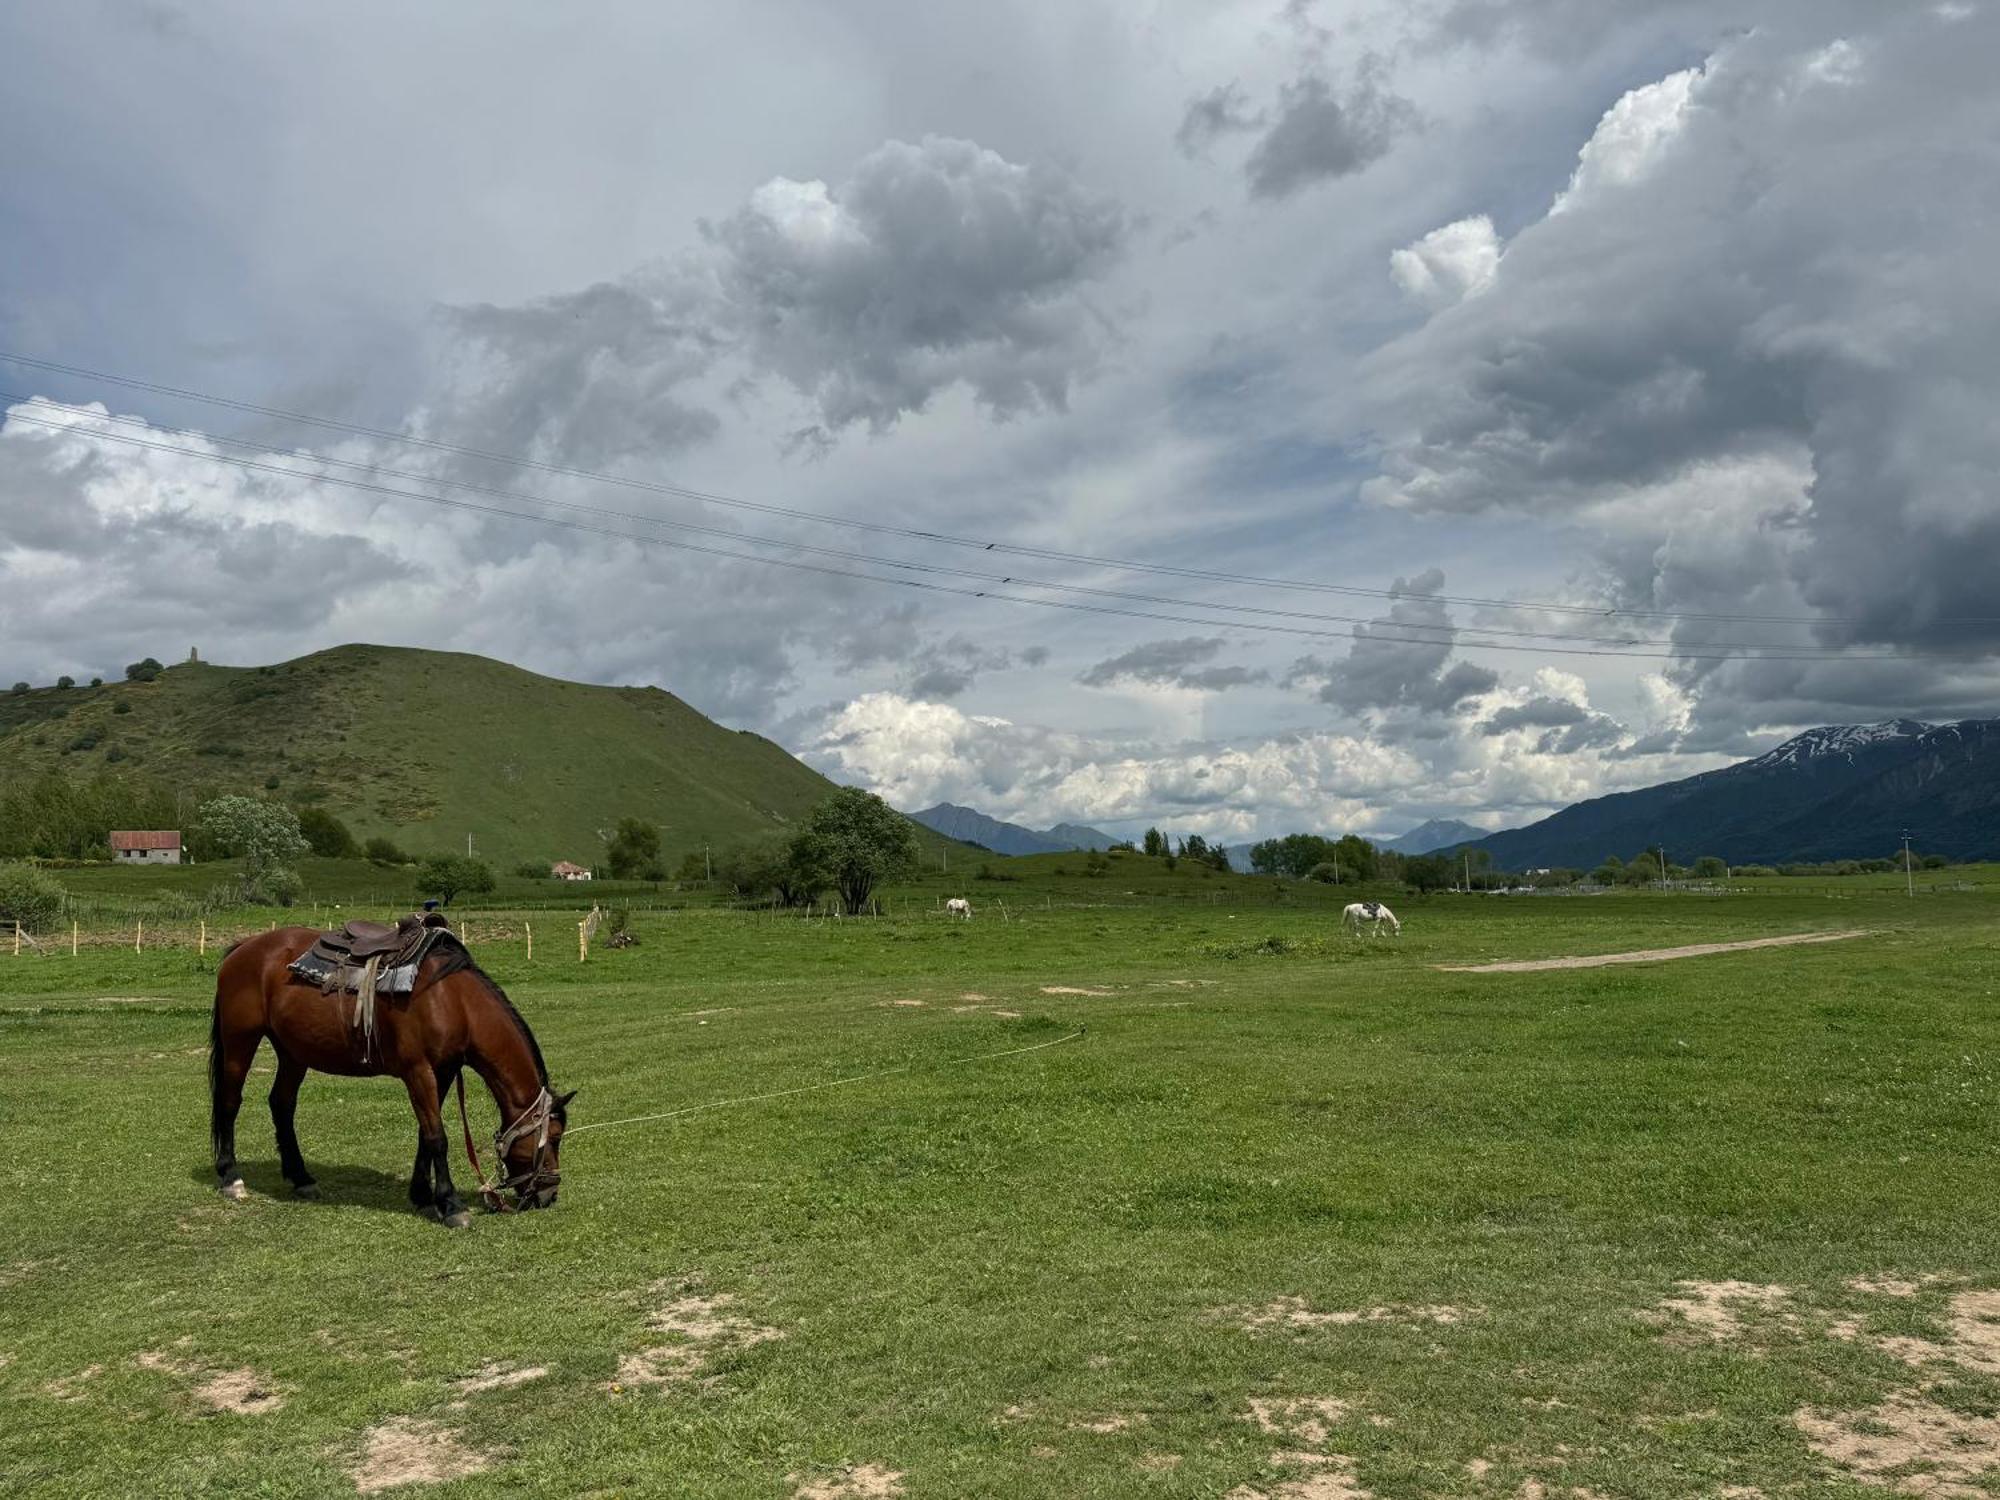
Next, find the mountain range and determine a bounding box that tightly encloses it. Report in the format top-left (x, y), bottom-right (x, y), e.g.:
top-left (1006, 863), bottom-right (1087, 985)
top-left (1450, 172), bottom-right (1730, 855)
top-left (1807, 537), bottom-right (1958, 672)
top-left (1442, 718), bottom-right (2000, 868)
top-left (1382, 818), bottom-right (1489, 854)
top-left (905, 803), bottom-right (1118, 856)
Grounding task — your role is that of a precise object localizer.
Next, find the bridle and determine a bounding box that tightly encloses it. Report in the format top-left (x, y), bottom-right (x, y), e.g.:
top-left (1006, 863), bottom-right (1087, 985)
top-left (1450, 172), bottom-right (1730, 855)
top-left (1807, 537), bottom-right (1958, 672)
top-left (456, 1074), bottom-right (561, 1213)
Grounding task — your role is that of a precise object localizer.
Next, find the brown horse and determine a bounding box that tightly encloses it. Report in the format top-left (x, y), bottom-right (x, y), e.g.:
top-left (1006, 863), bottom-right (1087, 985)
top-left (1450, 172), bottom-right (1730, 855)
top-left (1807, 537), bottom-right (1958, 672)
top-left (208, 927), bottom-right (573, 1226)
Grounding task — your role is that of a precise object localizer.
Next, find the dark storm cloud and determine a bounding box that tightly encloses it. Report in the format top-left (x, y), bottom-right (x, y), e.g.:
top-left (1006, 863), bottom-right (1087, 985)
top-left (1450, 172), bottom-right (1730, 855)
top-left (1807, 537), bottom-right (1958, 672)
top-left (1482, 695), bottom-right (1587, 733)
top-left (1078, 636), bottom-right (1268, 692)
top-left (1243, 65), bottom-right (1417, 199)
top-left (1284, 571), bottom-right (1498, 717)
top-left (1175, 83), bottom-right (1262, 158)
top-left (421, 135), bottom-right (1129, 466)
top-left (1365, 9), bottom-right (2000, 738)
top-left (903, 635), bottom-right (1037, 700)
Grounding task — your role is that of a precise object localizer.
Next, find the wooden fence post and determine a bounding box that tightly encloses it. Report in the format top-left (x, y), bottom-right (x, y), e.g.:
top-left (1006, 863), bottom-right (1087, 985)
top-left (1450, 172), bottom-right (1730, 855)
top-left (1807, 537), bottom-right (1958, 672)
top-left (199, 920), bottom-right (207, 957)
top-left (12, 921), bottom-right (19, 957)
top-left (135, 920), bottom-right (143, 954)
top-left (72, 921), bottom-right (79, 958)
top-left (525, 921), bottom-right (533, 962)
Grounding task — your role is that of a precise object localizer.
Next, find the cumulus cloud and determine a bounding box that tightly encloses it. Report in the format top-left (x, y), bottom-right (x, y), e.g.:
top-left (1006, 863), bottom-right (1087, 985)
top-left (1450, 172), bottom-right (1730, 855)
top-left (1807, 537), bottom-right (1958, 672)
top-left (1242, 65), bottom-right (1418, 199)
top-left (1389, 214), bottom-right (1501, 308)
top-left (1283, 570), bottom-right (1499, 718)
top-left (799, 690), bottom-right (1422, 840)
top-left (1077, 636), bottom-right (1268, 692)
top-left (419, 134), bottom-right (1129, 463)
top-left (1361, 11), bottom-right (2000, 739)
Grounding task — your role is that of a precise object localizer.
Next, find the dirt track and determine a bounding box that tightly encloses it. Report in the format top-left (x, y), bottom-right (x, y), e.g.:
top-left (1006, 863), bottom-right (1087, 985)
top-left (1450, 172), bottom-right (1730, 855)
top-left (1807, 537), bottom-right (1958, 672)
top-left (1435, 929), bottom-right (1873, 974)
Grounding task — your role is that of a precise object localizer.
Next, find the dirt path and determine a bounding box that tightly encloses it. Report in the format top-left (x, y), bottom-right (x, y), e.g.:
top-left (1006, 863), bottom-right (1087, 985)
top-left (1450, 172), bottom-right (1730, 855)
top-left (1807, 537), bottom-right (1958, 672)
top-left (1435, 929), bottom-right (1873, 974)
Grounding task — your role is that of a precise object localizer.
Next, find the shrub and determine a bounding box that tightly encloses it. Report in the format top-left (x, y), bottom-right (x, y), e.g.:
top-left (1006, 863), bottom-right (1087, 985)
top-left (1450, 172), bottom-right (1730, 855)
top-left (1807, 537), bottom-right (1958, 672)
top-left (1306, 861), bottom-right (1340, 884)
top-left (105, 746), bottom-right (128, 763)
top-left (56, 675), bottom-right (75, 690)
top-left (295, 806), bottom-right (358, 859)
top-left (0, 862), bottom-right (68, 932)
top-left (9, 682), bottom-right (27, 695)
top-left (513, 861), bottom-right (549, 880)
top-left (416, 855), bottom-right (494, 905)
top-left (65, 728), bottom-right (103, 753)
top-left (112, 699), bottom-right (132, 714)
top-left (244, 866), bottom-right (305, 907)
top-left (1085, 850), bottom-right (1111, 877)
top-left (1692, 856), bottom-right (1729, 879)
top-left (89, 677), bottom-right (103, 688)
top-left (124, 657), bottom-right (165, 683)
top-left (363, 836), bottom-right (409, 865)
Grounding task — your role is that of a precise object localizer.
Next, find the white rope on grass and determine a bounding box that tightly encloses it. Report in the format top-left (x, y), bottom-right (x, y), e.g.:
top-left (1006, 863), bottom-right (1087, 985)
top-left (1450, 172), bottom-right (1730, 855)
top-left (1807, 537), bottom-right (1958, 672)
top-left (564, 1028), bottom-right (1087, 1140)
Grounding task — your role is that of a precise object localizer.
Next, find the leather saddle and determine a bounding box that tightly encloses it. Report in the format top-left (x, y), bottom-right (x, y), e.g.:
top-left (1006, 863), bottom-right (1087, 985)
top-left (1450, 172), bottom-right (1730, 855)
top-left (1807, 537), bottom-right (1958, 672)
top-left (289, 912), bottom-right (457, 1061)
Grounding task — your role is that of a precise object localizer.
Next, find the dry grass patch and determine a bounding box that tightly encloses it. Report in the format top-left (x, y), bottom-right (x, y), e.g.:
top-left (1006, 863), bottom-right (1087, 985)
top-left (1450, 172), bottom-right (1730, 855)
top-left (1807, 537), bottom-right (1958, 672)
top-left (135, 1348), bottom-right (286, 1415)
top-left (609, 1278), bottom-right (784, 1392)
top-left (347, 1416), bottom-right (496, 1493)
top-left (1225, 1451), bottom-right (1371, 1500)
top-left (1072, 1412), bottom-right (1145, 1434)
top-left (1040, 985), bottom-right (1114, 996)
top-left (789, 1462), bottom-right (905, 1498)
top-left (43, 1363), bottom-right (102, 1401)
top-left (1639, 1281), bottom-right (1793, 1343)
top-left (449, 1360), bottom-right (547, 1395)
top-left (1873, 1288), bottom-right (2000, 1377)
top-left (1795, 1395), bottom-right (2000, 1497)
top-left (1246, 1397), bottom-right (1353, 1447)
top-left (1224, 1296), bottom-right (1478, 1335)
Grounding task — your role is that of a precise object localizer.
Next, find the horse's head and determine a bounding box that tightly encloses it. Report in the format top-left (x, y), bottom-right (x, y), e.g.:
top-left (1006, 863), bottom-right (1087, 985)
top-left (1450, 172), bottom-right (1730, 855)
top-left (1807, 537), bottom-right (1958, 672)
top-left (500, 1087), bottom-right (575, 1210)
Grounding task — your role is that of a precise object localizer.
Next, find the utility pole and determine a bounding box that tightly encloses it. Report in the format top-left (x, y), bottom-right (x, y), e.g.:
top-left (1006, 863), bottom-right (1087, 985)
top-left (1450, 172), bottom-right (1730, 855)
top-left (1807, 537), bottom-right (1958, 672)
top-left (467, 833), bottom-right (475, 857)
top-left (1463, 853), bottom-right (1472, 893)
top-left (704, 843), bottom-right (712, 882)
top-left (1658, 844), bottom-right (1668, 890)
top-left (1902, 829), bottom-right (1914, 898)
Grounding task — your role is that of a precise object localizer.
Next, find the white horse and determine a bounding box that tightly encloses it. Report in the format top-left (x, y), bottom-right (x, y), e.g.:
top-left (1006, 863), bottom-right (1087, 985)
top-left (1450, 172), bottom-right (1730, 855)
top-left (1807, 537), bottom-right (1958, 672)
top-left (945, 897), bottom-right (973, 920)
top-left (1343, 900), bottom-right (1401, 937)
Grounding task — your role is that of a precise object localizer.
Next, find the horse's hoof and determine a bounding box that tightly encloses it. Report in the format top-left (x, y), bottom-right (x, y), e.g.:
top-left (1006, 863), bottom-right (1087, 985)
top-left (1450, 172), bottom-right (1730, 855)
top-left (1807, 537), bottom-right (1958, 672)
top-left (441, 1208), bottom-right (473, 1230)
top-left (293, 1182), bottom-right (320, 1200)
top-left (218, 1180), bottom-right (248, 1201)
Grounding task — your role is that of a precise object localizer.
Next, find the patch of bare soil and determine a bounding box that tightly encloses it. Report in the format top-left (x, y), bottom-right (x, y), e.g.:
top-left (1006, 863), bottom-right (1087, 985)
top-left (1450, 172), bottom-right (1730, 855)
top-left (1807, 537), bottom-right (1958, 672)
top-left (1435, 930), bottom-right (1870, 973)
top-left (1849, 1276), bottom-right (1934, 1298)
top-left (44, 1364), bottom-right (101, 1401)
top-left (1225, 1297), bottom-right (1478, 1334)
top-left (1073, 1412), bottom-right (1145, 1434)
top-left (1640, 1281), bottom-right (1793, 1343)
top-left (1041, 985), bottom-right (1115, 996)
top-left (449, 1360), bottom-right (547, 1395)
top-left (1795, 1395), bottom-right (2000, 1497)
top-left (348, 1416), bottom-right (496, 1493)
top-left (1137, 1453), bottom-right (1183, 1472)
top-left (610, 1280), bottom-right (784, 1392)
top-left (1225, 1451), bottom-right (1372, 1500)
top-left (1247, 1397), bottom-right (1353, 1447)
top-left (1873, 1289), bottom-right (2000, 1377)
top-left (877, 999), bottom-right (927, 1008)
top-left (136, 1349), bottom-right (287, 1414)
top-left (789, 1463), bottom-right (906, 1499)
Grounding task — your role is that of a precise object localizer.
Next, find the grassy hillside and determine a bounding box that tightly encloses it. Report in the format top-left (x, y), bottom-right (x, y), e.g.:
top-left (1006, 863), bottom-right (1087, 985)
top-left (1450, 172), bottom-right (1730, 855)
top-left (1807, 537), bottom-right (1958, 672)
top-left (0, 645), bottom-right (958, 868)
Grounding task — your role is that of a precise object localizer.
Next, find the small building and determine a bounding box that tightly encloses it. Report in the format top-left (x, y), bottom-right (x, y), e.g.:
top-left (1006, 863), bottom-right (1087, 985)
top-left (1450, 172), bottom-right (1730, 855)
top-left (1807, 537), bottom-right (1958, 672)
top-left (551, 860), bottom-right (593, 881)
top-left (110, 830), bottom-right (183, 865)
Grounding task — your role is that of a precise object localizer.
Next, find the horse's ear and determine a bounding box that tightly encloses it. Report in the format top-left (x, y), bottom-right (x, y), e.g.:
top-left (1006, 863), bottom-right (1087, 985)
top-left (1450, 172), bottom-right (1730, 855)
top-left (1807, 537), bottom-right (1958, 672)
top-left (556, 1088), bottom-right (578, 1108)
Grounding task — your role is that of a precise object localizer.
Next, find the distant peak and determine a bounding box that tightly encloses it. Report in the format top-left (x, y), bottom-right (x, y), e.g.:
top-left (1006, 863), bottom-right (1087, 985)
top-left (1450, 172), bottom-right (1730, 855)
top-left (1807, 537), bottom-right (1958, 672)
top-left (1749, 719), bottom-right (1933, 769)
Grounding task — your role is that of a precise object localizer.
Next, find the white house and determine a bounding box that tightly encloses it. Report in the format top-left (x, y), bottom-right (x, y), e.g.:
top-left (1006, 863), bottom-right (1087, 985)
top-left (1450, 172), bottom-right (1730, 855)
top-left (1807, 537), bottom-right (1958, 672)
top-left (551, 860), bottom-right (593, 881)
top-left (110, 830), bottom-right (183, 865)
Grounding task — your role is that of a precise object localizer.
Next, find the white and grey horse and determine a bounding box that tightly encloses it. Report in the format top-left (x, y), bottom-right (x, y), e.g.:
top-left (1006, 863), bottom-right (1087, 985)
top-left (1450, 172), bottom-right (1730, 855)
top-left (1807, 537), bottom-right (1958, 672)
top-left (945, 897), bottom-right (973, 920)
top-left (1343, 900), bottom-right (1401, 937)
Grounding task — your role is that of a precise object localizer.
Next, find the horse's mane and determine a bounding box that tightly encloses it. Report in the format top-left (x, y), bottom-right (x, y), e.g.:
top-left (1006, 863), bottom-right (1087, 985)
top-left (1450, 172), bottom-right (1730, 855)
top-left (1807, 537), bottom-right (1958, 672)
top-left (430, 943), bottom-right (549, 1087)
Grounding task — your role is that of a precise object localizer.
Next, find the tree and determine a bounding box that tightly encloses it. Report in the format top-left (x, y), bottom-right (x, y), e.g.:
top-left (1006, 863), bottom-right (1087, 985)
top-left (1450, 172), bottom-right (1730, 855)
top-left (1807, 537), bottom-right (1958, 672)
top-left (295, 806), bottom-right (358, 859)
top-left (1692, 855), bottom-right (1728, 879)
top-left (417, 855), bottom-right (494, 905)
top-left (124, 657), bottom-right (164, 683)
top-left (9, 683), bottom-right (27, 696)
top-left (0, 862), bottom-right (68, 933)
top-left (1307, 861), bottom-right (1340, 883)
top-left (1142, 827), bottom-right (1166, 857)
top-left (1403, 854), bottom-right (1452, 892)
top-left (1622, 851), bottom-right (1662, 885)
top-left (1333, 834), bottom-right (1379, 882)
top-left (89, 677), bottom-right (103, 688)
top-left (606, 817), bottom-right (663, 880)
top-left (199, 796), bottom-right (311, 904)
top-left (55, 675), bottom-right (74, 690)
top-left (788, 787), bottom-right (918, 913)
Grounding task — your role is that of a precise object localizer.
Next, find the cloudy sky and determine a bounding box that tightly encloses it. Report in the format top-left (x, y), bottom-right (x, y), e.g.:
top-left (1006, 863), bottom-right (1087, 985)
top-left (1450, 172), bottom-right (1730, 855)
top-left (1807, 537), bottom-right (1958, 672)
top-left (3, 0), bottom-right (1996, 844)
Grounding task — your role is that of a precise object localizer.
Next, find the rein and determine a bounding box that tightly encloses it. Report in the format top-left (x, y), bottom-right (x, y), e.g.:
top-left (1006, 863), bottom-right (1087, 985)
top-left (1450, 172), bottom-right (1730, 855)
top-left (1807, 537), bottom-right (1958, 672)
top-left (456, 1074), bottom-right (558, 1213)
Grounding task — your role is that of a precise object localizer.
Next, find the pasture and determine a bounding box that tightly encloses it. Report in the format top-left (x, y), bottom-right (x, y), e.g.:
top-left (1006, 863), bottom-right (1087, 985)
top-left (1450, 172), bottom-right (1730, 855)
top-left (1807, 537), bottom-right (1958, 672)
top-left (3, 872), bottom-right (1997, 1498)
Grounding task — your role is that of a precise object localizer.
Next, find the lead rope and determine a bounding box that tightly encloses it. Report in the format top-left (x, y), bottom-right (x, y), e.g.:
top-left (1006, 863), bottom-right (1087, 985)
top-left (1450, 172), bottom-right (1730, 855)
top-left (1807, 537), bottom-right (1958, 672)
top-left (455, 1071), bottom-right (513, 1214)
top-left (564, 1027), bottom-right (1086, 1140)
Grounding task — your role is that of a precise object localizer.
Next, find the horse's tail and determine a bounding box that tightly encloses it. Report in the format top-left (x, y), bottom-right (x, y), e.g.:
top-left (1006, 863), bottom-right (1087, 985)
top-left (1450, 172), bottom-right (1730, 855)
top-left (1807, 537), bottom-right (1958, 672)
top-left (207, 993), bottom-right (227, 1165)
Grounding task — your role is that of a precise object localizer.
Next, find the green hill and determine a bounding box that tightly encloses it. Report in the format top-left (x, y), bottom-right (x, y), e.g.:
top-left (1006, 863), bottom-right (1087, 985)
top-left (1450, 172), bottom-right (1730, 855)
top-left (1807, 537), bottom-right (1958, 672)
top-left (0, 644), bottom-right (952, 868)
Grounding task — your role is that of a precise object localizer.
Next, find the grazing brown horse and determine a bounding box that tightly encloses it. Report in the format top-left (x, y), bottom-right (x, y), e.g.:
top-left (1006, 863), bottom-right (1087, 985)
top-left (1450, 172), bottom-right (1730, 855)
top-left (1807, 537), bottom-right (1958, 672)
top-left (208, 927), bottom-right (573, 1226)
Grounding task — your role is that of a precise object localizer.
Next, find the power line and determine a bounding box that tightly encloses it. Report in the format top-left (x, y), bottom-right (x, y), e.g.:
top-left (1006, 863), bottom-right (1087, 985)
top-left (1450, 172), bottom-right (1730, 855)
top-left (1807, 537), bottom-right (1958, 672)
top-left (0, 404), bottom-right (1950, 665)
top-left (7, 348), bottom-right (1984, 629)
top-left (3, 392), bottom-right (1882, 656)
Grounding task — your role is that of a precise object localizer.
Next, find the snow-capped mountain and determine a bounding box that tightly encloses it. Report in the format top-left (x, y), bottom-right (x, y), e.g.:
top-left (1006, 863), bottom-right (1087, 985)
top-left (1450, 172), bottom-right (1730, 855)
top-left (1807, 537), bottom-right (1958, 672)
top-left (1441, 718), bottom-right (2000, 867)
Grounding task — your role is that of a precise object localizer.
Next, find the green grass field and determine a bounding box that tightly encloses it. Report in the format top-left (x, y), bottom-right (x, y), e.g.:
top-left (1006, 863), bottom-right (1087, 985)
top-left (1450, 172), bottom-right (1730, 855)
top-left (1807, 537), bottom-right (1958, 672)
top-left (3, 869), bottom-right (1997, 1497)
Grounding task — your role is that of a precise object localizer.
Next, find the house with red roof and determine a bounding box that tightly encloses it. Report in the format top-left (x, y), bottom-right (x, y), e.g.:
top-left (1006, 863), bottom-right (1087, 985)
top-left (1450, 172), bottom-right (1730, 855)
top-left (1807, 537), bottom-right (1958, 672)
top-left (110, 830), bottom-right (183, 865)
